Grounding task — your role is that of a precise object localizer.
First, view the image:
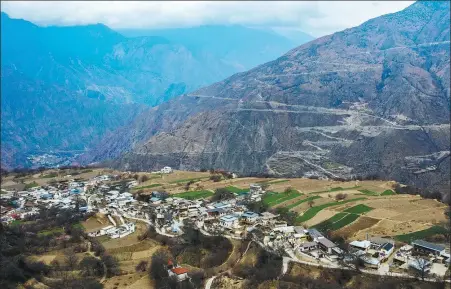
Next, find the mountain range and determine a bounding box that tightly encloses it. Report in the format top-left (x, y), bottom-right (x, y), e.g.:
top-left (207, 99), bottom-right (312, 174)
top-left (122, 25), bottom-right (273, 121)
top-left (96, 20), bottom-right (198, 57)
top-left (0, 12), bottom-right (311, 168)
top-left (80, 1), bottom-right (450, 195)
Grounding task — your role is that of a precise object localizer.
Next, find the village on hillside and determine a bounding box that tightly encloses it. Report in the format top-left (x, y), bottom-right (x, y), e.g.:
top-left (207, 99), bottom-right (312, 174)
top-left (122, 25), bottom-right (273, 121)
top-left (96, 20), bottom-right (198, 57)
top-left (1, 167), bottom-right (450, 285)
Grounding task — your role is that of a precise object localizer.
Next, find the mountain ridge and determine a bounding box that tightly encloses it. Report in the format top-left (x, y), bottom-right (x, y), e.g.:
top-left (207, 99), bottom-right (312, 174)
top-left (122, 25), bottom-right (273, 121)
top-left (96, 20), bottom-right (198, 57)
top-left (1, 12), bottom-right (309, 169)
top-left (83, 1), bottom-right (450, 196)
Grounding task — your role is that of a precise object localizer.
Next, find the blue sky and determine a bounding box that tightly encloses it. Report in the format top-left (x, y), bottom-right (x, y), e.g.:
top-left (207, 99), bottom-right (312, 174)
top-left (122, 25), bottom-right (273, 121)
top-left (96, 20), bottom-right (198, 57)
top-left (1, 1), bottom-right (414, 37)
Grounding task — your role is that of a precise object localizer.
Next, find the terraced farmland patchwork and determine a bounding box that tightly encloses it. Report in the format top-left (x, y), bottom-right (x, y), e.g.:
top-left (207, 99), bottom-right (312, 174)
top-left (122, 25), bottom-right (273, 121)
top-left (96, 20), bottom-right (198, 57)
top-left (296, 197), bottom-right (367, 223)
top-left (284, 196), bottom-right (322, 210)
top-left (343, 204), bottom-right (374, 214)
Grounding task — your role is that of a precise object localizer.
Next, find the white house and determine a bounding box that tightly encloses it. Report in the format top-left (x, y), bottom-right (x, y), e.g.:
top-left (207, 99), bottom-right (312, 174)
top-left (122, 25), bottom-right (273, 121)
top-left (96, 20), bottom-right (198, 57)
top-left (220, 215), bottom-right (239, 229)
top-left (161, 167), bottom-right (173, 174)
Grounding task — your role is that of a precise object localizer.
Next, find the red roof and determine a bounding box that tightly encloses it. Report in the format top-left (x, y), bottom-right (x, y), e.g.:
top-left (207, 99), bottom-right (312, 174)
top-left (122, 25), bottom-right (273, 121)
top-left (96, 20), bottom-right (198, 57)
top-left (171, 267), bottom-right (188, 275)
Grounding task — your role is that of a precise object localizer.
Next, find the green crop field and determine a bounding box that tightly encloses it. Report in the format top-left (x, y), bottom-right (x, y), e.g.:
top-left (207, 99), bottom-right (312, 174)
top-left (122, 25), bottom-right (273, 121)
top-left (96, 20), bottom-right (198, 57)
top-left (263, 191), bottom-right (302, 206)
top-left (296, 197), bottom-right (367, 223)
top-left (313, 212), bottom-right (360, 232)
top-left (313, 212), bottom-right (348, 232)
top-left (395, 226), bottom-right (448, 243)
top-left (343, 204), bottom-right (374, 214)
top-left (381, 190), bottom-right (396, 196)
top-left (284, 195), bottom-right (322, 210)
top-left (224, 186), bottom-right (248, 194)
top-left (328, 213), bottom-right (359, 231)
top-left (175, 190), bottom-right (214, 200)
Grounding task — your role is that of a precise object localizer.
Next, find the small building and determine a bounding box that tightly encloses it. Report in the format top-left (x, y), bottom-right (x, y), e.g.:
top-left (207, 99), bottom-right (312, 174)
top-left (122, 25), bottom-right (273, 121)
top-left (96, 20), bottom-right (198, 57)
top-left (408, 258), bottom-right (431, 272)
top-left (411, 240), bottom-right (446, 256)
top-left (317, 237), bottom-right (338, 254)
top-left (220, 215), bottom-right (239, 228)
top-left (241, 211), bottom-right (259, 223)
top-left (379, 242), bottom-right (395, 260)
top-left (349, 240), bottom-right (371, 252)
top-left (161, 167), bottom-right (173, 174)
top-left (368, 236), bottom-right (393, 249)
top-left (299, 241), bottom-right (318, 252)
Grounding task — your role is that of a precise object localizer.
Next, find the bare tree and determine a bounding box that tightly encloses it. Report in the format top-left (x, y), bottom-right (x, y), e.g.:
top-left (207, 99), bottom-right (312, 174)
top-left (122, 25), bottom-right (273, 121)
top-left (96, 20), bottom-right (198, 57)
top-left (409, 256), bottom-right (430, 281)
top-left (64, 250), bottom-right (79, 270)
top-left (308, 200), bottom-right (315, 208)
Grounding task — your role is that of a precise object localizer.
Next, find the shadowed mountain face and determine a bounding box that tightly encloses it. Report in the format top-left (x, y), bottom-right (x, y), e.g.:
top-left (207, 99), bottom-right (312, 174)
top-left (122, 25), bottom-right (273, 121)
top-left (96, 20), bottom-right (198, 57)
top-left (1, 13), bottom-right (306, 168)
top-left (82, 1), bottom-right (450, 195)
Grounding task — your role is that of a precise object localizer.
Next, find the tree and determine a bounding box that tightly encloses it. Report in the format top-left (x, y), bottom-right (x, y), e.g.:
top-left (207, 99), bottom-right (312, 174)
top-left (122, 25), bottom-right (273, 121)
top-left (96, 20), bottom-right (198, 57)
top-left (211, 188), bottom-right (235, 202)
top-left (335, 193), bottom-right (347, 201)
top-left (79, 256), bottom-right (103, 277)
top-left (101, 254), bottom-right (120, 276)
top-left (308, 199), bottom-right (315, 208)
top-left (64, 250), bottom-right (79, 270)
top-left (136, 261), bottom-right (149, 272)
top-left (140, 175), bottom-right (149, 183)
top-left (409, 256), bottom-right (430, 281)
top-left (210, 175), bottom-right (222, 182)
top-left (260, 183), bottom-right (270, 191)
top-left (150, 249), bottom-right (172, 281)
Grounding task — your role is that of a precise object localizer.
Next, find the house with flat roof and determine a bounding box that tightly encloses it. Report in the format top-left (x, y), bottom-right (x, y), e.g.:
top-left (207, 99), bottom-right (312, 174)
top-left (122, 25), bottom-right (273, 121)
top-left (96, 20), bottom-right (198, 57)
top-left (241, 211), bottom-right (259, 223)
top-left (220, 214), bottom-right (239, 228)
top-left (317, 237), bottom-right (338, 254)
top-left (412, 240), bottom-right (446, 256)
top-left (349, 240), bottom-right (371, 252)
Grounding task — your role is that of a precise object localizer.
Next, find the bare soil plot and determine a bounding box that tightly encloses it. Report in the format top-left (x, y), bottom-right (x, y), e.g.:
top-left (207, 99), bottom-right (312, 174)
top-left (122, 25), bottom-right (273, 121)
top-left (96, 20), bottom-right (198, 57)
top-left (333, 217), bottom-right (380, 239)
top-left (304, 209), bottom-right (338, 227)
top-left (103, 273), bottom-right (147, 289)
top-left (353, 219), bottom-right (429, 240)
top-left (364, 208), bottom-right (401, 219)
top-left (125, 274), bottom-right (155, 289)
top-left (389, 208), bottom-right (448, 224)
top-left (212, 276), bottom-right (246, 289)
top-left (82, 214), bottom-right (109, 232)
top-left (360, 198), bottom-right (426, 214)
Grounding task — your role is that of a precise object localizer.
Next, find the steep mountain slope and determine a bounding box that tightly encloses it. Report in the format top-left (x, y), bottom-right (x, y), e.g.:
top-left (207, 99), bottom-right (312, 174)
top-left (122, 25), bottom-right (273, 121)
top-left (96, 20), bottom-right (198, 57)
top-left (1, 13), bottom-right (304, 168)
top-left (89, 1), bottom-right (450, 194)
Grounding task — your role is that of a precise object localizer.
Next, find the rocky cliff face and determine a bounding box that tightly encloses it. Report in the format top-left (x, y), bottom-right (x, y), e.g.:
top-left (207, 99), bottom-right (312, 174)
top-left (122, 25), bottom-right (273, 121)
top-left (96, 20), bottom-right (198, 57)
top-left (91, 1), bottom-right (450, 194)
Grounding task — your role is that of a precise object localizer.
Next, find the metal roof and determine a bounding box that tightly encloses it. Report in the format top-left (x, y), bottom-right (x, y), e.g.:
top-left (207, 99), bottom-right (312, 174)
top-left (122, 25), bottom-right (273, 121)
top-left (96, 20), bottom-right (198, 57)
top-left (317, 237), bottom-right (337, 248)
top-left (412, 240), bottom-right (445, 252)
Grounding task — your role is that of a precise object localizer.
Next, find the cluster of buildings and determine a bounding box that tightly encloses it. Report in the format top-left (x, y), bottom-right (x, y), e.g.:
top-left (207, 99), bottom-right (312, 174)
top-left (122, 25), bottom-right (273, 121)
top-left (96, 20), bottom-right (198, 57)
top-left (2, 173), bottom-right (450, 280)
top-left (0, 178), bottom-right (93, 224)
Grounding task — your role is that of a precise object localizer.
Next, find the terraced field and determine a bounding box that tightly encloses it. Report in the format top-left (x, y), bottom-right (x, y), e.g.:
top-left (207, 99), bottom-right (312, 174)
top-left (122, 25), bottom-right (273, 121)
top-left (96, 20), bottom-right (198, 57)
top-left (263, 190), bottom-right (303, 206)
top-left (296, 197), bottom-right (367, 223)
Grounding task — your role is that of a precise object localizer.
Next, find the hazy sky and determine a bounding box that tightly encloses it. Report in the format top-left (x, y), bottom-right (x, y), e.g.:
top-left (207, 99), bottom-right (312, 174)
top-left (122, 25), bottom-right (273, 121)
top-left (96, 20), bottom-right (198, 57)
top-left (1, 1), bottom-right (414, 37)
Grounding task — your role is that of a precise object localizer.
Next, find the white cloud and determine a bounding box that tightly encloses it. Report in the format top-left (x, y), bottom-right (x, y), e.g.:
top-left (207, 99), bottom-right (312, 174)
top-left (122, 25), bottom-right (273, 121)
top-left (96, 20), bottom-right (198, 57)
top-left (0, 1), bottom-right (414, 37)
